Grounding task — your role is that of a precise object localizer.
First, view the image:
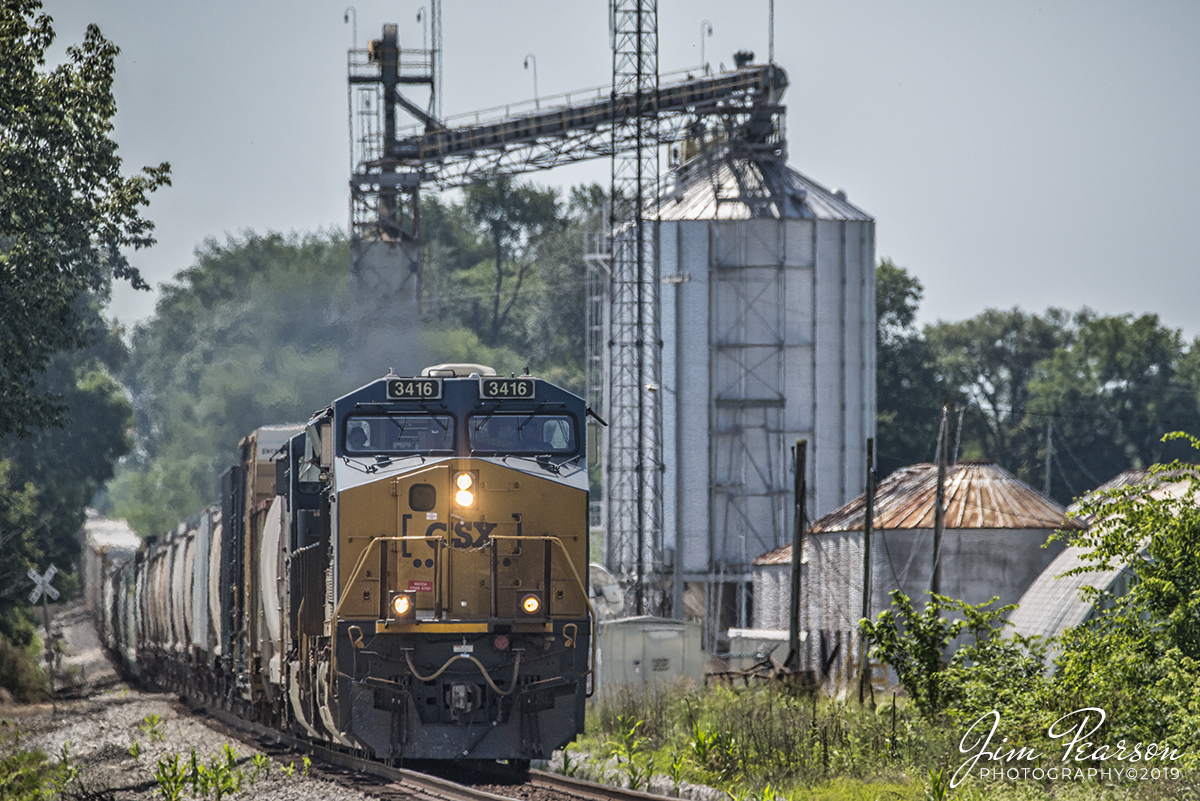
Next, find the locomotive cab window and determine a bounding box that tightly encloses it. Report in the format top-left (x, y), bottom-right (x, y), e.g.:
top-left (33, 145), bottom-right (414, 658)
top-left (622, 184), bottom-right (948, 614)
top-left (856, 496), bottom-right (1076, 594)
top-left (344, 413), bottom-right (454, 455)
top-left (469, 413), bottom-right (578, 455)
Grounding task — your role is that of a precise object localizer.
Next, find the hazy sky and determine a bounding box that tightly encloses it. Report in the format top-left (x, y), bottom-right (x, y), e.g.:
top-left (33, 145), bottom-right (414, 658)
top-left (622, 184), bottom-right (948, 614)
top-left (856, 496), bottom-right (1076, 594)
top-left (45, 1), bottom-right (1200, 337)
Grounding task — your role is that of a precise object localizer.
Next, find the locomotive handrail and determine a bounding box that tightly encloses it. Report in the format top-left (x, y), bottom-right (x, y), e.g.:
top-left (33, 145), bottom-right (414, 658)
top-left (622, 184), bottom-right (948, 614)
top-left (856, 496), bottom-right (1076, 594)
top-left (489, 534), bottom-right (596, 695)
top-left (333, 535), bottom-right (430, 621)
top-left (334, 532), bottom-right (596, 695)
top-left (333, 535), bottom-right (432, 687)
top-left (487, 535), bottom-right (595, 622)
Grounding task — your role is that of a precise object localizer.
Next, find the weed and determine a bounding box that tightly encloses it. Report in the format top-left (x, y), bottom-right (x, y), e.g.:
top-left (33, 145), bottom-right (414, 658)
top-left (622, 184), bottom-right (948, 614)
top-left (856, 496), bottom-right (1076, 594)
top-left (667, 751), bottom-right (686, 795)
top-left (281, 761), bottom-right (295, 778)
top-left (0, 746), bottom-right (50, 801)
top-left (250, 752), bottom-right (270, 783)
top-left (127, 740), bottom-right (141, 761)
top-left (49, 740), bottom-right (78, 798)
top-left (626, 753), bottom-right (654, 791)
top-left (184, 748), bottom-right (201, 793)
top-left (923, 767), bottom-right (947, 801)
top-left (138, 714), bottom-right (165, 743)
top-left (613, 715), bottom-right (647, 761)
top-left (153, 753), bottom-right (187, 801)
top-left (302, 755), bottom-right (311, 778)
top-left (561, 743), bottom-right (580, 778)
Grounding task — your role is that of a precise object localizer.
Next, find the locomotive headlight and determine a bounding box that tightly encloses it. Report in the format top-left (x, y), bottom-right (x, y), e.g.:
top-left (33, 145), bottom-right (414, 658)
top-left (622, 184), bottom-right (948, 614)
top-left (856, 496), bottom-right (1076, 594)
top-left (520, 592), bottom-right (543, 616)
top-left (390, 592), bottom-right (416, 619)
top-left (454, 472), bottom-right (476, 506)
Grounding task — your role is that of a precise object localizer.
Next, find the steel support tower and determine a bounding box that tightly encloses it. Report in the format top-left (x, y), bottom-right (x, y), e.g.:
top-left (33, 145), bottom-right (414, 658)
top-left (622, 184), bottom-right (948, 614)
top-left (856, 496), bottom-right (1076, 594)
top-left (606, 0), bottom-right (662, 616)
top-left (348, 10), bottom-right (441, 319)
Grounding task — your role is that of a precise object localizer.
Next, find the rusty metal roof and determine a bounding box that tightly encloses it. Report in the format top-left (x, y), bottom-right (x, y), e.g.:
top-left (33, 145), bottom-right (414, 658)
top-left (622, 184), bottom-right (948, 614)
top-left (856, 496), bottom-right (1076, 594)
top-left (812, 461), bottom-right (1084, 532)
top-left (754, 543), bottom-right (797, 566)
top-left (753, 461), bottom-right (1081, 566)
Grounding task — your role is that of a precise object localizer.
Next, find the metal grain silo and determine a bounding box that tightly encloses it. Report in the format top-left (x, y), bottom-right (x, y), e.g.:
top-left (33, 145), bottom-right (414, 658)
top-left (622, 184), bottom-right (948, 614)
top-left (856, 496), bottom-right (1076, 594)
top-left (654, 149), bottom-right (876, 648)
top-left (749, 461), bottom-right (1076, 689)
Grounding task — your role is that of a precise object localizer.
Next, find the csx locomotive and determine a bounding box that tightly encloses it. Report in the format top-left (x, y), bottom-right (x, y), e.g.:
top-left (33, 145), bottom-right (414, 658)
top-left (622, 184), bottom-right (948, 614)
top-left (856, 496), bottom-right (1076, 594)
top-left (91, 365), bottom-right (593, 764)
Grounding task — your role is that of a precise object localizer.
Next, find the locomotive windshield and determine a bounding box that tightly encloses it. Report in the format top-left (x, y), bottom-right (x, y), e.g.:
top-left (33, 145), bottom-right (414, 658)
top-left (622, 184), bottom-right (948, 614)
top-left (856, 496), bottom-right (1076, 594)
top-left (469, 413), bottom-right (578, 455)
top-left (344, 413), bottom-right (454, 455)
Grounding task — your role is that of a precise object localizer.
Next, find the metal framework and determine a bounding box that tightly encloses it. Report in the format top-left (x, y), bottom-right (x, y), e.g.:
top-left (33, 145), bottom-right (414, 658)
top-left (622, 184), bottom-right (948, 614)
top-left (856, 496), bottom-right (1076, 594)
top-left (378, 67), bottom-right (780, 189)
top-left (349, 22), bottom-right (440, 247)
top-left (606, 0), bottom-right (660, 616)
top-left (349, 14), bottom-right (790, 616)
top-left (709, 208), bottom-right (790, 639)
top-left (583, 208), bottom-right (610, 539)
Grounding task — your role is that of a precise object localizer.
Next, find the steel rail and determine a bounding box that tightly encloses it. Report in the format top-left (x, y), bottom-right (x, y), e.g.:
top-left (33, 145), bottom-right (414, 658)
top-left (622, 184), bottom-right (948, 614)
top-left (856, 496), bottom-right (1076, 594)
top-left (529, 769), bottom-right (681, 801)
top-left (194, 701), bottom-right (519, 801)
top-left (184, 698), bottom-right (686, 801)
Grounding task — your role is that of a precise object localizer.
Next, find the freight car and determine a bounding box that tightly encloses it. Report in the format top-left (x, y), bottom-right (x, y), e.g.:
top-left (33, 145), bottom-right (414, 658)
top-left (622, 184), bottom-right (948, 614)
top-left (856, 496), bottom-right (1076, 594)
top-left (92, 365), bottom-right (594, 765)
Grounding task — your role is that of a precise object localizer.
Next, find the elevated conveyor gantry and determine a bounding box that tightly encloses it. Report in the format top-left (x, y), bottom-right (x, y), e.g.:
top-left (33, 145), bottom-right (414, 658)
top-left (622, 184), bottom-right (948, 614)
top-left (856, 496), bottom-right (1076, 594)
top-left (352, 64), bottom-right (788, 192)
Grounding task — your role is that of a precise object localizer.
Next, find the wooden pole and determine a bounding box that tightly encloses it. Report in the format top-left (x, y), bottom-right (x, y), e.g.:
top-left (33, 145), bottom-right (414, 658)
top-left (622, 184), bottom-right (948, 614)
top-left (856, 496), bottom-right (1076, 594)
top-left (784, 439), bottom-right (807, 671)
top-left (859, 438), bottom-right (875, 704)
top-left (1044, 417), bottom-right (1053, 498)
top-left (931, 402), bottom-right (949, 597)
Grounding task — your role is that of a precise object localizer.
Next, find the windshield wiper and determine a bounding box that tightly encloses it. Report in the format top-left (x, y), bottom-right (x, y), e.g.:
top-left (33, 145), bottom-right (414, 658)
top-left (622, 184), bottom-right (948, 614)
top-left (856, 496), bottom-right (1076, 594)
top-left (387, 416), bottom-right (408, 439)
top-left (517, 402), bottom-right (548, 434)
top-left (473, 404), bottom-right (500, 433)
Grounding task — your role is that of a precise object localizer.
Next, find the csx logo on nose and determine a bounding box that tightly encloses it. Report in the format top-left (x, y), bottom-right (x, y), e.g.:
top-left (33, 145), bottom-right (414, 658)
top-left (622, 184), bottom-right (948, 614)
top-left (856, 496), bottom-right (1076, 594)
top-left (400, 513), bottom-right (520, 553)
top-left (422, 520), bottom-right (497, 548)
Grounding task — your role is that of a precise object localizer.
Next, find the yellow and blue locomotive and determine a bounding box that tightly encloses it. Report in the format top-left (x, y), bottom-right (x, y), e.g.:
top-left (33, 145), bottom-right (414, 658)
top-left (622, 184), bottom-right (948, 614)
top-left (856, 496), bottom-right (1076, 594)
top-left (95, 365), bottom-right (593, 765)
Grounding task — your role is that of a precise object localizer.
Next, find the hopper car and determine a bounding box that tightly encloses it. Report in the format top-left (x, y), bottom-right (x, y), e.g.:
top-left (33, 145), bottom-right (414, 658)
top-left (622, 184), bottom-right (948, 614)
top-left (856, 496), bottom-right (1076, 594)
top-left (88, 365), bottom-right (594, 765)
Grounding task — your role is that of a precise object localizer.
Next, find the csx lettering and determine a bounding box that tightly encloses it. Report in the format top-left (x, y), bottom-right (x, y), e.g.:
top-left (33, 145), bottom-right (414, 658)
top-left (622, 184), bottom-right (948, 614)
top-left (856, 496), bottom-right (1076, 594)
top-left (425, 520), bottom-right (497, 548)
top-left (400, 514), bottom-right (413, 557)
top-left (453, 521), bottom-right (473, 548)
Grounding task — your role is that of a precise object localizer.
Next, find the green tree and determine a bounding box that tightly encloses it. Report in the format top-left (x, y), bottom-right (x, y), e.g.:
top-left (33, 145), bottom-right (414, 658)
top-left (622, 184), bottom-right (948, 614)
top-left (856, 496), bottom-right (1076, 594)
top-left (4, 327), bottom-right (132, 565)
top-left (0, 0), bottom-right (169, 435)
top-left (874, 259), bottom-right (942, 477)
top-left (925, 307), bottom-right (1074, 477)
top-left (108, 231), bottom-right (353, 535)
top-left (463, 177), bottom-right (564, 346)
top-left (421, 180), bottom-right (591, 392)
top-left (1051, 445), bottom-right (1200, 755)
top-left (0, 311), bottom-right (131, 701)
top-left (1027, 313), bottom-right (1200, 502)
top-left (860, 590), bottom-right (1045, 723)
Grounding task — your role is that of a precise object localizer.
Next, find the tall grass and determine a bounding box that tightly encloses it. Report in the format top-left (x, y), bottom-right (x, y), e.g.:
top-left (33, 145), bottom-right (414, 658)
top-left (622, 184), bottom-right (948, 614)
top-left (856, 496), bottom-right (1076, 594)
top-left (583, 681), bottom-right (952, 795)
top-left (577, 683), bottom-right (1198, 801)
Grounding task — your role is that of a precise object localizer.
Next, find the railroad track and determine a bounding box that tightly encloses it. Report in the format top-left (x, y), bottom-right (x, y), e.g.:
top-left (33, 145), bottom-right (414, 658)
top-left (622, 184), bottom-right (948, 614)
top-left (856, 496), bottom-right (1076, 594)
top-left (183, 700), bottom-right (678, 801)
top-left (529, 769), bottom-right (680, 801)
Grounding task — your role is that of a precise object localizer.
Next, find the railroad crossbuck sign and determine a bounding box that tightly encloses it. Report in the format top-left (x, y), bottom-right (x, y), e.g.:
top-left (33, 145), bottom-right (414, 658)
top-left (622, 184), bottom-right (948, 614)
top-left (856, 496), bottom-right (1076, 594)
top-left (29, 565), bottom-right (59, 605)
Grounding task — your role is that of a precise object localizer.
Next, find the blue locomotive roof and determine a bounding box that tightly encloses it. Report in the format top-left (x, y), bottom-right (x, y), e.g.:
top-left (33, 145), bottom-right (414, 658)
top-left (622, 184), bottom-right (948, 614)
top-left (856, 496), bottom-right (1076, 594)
top-left (330, 373), bottom-right (585, 461)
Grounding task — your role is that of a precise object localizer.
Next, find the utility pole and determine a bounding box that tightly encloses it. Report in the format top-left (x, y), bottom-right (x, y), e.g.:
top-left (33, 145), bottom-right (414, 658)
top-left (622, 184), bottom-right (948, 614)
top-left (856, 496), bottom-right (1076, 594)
top-left (784, 439), bottom-right (807, 671)
top-left (859, 438), bottom-right (875, 704)
top-left (1044, 417), bottom-right (1053, 497)
top-left (931, 403), bottom-right (949, 597)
